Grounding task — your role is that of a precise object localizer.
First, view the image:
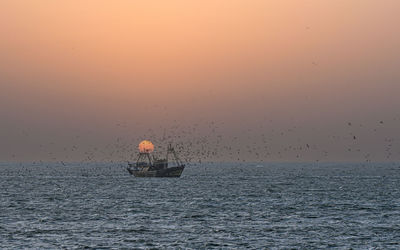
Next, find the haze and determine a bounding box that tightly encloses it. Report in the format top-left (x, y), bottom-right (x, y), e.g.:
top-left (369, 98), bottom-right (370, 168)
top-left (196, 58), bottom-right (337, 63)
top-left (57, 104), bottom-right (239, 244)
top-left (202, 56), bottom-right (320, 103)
top-left (1, 1), bottom-right (400, 162)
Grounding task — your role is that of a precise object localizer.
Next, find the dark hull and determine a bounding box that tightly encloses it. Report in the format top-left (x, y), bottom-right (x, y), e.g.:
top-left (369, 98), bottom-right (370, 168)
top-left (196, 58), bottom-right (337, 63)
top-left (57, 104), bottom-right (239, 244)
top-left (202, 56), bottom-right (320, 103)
top-left (127, 165), bottom-right (185, 178)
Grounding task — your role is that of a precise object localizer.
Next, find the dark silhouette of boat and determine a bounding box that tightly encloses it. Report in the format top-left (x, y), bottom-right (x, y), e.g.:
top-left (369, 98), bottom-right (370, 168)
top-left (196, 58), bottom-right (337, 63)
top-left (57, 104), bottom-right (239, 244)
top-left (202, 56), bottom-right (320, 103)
top-left (127, 144), bottom-right (185, 177)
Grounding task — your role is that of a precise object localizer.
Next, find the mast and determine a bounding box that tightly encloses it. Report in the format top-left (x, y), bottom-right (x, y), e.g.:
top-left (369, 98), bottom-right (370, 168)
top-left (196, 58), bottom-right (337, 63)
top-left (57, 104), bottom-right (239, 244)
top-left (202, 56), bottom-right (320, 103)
top-left (136, 152), bottom-right (153, 166)
top-left (167, 143), bottom-right (183, 166)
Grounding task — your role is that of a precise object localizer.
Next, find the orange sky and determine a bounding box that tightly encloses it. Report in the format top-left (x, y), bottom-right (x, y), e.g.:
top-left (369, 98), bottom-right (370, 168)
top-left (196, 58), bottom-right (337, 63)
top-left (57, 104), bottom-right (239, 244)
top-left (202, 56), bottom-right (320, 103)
top-left (1, 1), bottom-right (400, 162)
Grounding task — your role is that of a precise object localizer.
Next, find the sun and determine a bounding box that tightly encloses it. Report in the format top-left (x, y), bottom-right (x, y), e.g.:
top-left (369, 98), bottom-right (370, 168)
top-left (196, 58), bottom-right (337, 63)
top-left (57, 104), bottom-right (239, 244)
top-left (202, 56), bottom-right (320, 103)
top-left (138, 140), bottom-right (154, 153)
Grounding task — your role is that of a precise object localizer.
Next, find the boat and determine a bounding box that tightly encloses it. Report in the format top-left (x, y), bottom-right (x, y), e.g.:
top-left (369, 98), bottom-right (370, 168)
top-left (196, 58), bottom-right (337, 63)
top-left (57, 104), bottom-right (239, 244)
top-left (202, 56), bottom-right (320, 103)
top-left (127, 142), bottom-right (185, 177)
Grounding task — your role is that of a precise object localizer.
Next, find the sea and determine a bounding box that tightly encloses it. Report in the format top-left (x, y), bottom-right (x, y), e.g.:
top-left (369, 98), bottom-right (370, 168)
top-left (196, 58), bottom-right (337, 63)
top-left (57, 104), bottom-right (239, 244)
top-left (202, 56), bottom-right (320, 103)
top-left (1, 162), bottom-right (399, 249)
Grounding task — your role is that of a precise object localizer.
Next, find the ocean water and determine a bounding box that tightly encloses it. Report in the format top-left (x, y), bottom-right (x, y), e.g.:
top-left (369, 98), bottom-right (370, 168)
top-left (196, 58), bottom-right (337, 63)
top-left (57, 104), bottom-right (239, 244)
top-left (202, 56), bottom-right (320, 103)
top-left (1, 162), bottom-right (400, 249)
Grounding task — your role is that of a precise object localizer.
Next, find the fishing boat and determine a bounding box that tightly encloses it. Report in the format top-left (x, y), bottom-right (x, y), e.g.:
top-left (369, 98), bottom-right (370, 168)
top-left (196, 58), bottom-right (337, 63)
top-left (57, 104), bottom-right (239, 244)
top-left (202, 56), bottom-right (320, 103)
top-left (127, 141), bottom-right (185, 177)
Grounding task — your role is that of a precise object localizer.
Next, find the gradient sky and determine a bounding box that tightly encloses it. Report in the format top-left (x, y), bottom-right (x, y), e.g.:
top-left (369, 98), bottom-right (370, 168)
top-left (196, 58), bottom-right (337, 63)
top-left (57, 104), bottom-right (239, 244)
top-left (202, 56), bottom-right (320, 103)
top-left (1, 1), bottom-right (400, 162)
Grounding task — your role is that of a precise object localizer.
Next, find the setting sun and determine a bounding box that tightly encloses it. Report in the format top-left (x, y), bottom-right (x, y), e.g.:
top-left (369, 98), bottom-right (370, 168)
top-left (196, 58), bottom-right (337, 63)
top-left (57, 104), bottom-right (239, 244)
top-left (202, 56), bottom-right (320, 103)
top-left (138, 140), bottom-right (154, 153)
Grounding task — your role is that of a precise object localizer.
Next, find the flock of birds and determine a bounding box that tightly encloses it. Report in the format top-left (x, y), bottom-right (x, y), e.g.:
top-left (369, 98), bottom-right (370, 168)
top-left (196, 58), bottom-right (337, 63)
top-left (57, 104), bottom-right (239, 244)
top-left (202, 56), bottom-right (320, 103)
top-left (7, 117), bottom-right (400, 168)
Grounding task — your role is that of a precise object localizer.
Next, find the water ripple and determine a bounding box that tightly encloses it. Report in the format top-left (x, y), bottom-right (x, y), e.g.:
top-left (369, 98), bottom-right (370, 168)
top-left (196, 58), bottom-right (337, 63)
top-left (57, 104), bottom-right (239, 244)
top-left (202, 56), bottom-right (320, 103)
top-left (0, 162), bottom-right (399, 248)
